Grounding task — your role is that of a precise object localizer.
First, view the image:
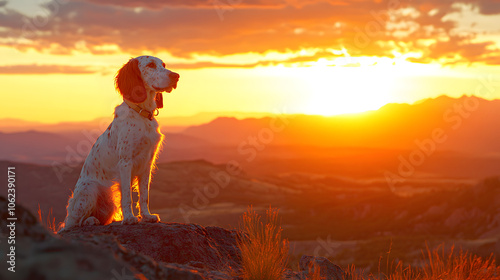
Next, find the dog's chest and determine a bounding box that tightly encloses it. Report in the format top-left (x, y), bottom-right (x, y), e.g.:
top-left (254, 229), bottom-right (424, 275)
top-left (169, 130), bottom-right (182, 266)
top-left (132, 120), bottom-right (162, 154)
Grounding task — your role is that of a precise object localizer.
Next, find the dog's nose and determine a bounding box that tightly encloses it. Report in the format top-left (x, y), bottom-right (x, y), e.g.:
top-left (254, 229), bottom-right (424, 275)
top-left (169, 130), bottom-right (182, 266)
top-left (169, 72), bottom-right (180, 80)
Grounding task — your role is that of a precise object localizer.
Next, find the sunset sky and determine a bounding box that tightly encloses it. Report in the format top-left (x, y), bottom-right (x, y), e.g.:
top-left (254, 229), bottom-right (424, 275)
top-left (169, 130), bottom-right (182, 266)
top-left (1, 0), bottom-right (500, 123)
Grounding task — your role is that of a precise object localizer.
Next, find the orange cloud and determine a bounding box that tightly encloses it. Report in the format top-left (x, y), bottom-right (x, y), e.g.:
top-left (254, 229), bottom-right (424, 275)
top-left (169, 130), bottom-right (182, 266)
top-left (0, 0), bottom-right (498, 66)
top-left (0, 64), bottom-right (98, 74)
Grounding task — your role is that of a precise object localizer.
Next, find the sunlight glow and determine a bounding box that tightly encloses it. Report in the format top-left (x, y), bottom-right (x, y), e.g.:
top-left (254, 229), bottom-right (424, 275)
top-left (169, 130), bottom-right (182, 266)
top-left (0, 43), bottom-right (498, 123)
top-left (277, 57), bottom-right (439, 116)
top-left (301, 64), bottom-right (395, 116)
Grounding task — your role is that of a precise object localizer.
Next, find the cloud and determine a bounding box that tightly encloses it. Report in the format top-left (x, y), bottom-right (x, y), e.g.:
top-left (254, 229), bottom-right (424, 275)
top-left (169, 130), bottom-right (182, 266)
top-left (74, 0), bottom-right (351, 10)
top-left (170, 61), bottom-right (259, 69)
top-left (1, 1), bottom-right (382, 54)
top-left (0, 64), bottom-right (98, 74)
top-left (0, 0), bottom-right (498, 66)
top-left (476, 0), bottom-right (500, 15)
top-left (169, 49), bottom-right (349, 68)
top-left (408, 37), bottom-right (500, 65)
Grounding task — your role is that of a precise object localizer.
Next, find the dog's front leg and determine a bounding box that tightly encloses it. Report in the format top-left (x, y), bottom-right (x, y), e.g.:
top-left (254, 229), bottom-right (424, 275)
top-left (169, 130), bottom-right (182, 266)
top-left (119, 160), bottom-right (139, 225)
top-left (138, 170), bottom-right (160, 223)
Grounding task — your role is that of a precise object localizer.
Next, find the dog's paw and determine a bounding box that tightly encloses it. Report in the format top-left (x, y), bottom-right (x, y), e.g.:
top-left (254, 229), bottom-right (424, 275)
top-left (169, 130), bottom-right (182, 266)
top-left (141, 213), bottom-right (160, 223)
top-left (82, 216), bottom-right (100, 226)
top-left (122, 215), bottom-right (139, 225)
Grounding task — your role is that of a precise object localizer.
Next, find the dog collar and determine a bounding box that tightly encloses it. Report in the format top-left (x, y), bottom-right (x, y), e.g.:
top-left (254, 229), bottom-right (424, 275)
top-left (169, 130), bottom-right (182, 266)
top-left (124, 100), bottom-right (159, 121)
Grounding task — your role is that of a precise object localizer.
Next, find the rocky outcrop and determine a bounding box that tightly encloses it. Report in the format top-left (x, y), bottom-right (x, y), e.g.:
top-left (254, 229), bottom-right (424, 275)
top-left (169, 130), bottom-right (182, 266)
top-left (59, 222), bottom-right (242, 278)
top-left (0, 196), bottom-right (140, 280)
top-left (0, 196), bottom-right (345, 279)
top-left (0, 194), bottom-right (237, 280)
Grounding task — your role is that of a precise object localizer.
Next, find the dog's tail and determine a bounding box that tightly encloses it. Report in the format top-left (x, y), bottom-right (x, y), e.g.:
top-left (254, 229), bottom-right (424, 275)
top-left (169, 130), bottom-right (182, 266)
top-left (94, 183), bottom-right (122, 225)
top-left (106, 183), bottom-right (123, 222)
top-left (61, 182), bottom-right (122, 230)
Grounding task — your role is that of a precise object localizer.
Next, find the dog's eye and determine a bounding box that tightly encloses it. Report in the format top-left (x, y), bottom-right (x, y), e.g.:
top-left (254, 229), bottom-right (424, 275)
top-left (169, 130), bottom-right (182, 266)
top-left (147, 62), bottom-right (156, 69)
top-left (162, 63), bottom-right (166, 68)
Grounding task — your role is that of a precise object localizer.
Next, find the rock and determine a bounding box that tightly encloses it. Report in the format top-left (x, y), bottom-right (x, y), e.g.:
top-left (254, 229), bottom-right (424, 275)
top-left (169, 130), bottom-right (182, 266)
top-left (0, 196), bottom-right (237, 279)
top-left (65, 233), bottom-right (207, 280)
top-left (299, 255), bottom-right (345, 280)
top-left (0, 196), bottom-right (141, 280)
top-left (0, 195), bottom-right (51, 243)
top-left (59, 222), bottom-right (242, 272)
top-left (1, 195), bottom-right (348, 280)
top-left (283, 269), bottom-right (304, 279)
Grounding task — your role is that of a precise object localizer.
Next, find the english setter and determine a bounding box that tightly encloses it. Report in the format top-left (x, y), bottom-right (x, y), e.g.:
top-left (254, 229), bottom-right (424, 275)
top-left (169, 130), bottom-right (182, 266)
top-left (61, 56), bottom-right (179, 229)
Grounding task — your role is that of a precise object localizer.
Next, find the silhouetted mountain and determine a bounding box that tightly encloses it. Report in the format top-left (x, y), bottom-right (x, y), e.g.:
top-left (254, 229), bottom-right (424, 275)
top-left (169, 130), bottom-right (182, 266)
top-left (0, 130), bottom-right (213, 165)
top-left (0, 111), bottom-right (271, 133)
top-left (0, 131), bottom-right (76, 164)
top-left (183, 95), bottom-right (500, 153)
top-left (2, 95), bottom-right (500, 179)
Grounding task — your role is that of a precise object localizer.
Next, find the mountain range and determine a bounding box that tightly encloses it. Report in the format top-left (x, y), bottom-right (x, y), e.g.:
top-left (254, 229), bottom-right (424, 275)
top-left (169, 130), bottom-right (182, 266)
top-left (1, 95), bottom-right (500, 180)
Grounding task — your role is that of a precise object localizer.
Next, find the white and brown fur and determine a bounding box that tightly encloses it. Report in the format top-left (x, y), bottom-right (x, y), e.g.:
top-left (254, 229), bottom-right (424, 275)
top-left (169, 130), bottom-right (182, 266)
top-left (61, 56), bottom-right (179, 230)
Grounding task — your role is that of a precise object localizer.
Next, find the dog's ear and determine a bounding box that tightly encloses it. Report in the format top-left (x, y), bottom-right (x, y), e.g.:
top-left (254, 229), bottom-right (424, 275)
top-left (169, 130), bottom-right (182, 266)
top-left (115, 58), bottom-right (147, 103)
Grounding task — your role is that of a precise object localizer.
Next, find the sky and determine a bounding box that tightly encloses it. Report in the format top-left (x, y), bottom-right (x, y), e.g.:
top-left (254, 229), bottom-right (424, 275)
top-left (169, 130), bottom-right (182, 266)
top-left (1, 0), bottom-right (500, 123)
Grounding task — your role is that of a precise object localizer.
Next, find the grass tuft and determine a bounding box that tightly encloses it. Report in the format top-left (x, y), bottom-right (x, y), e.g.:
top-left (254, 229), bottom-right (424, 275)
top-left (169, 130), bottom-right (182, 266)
top-left (343, 243), bottom-right (500, 280)
top-left (37, 204), bottom-right (58, 233)
top-left (421, 243), bottom-right (500, 280)
top-left (238, 206), bottom-right (289, 280)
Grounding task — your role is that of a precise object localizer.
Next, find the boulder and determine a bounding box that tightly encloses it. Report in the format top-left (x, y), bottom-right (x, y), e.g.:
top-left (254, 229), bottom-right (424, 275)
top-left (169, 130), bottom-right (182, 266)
top-left (0, 196), bottom-right (235, 280)
top-left (59, 222), bottom-right (242, 272)
top-left (0, 196), bottom-right (140, 280)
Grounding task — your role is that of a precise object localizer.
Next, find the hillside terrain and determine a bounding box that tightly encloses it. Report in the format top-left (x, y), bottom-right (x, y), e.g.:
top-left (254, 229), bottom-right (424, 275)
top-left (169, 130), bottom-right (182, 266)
top-left (2, 159), bottom-right (499, 271)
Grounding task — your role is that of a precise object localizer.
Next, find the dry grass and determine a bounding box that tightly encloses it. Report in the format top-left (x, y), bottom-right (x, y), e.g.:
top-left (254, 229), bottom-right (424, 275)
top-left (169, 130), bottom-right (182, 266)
top-left (307, 262), bottom-right (326, 280)
top-left (343, 243), bottom-right (500, 280)
top-left (237, 206), bottom-right (289, 280)
top-left (37, 205), bottom-right (58, 233)
top-left (343, 264), bottom-right (366, 280)
top-left (236, 206), bottom-right (499, 280)
top-left (421, 244), bottom-right (500, 280)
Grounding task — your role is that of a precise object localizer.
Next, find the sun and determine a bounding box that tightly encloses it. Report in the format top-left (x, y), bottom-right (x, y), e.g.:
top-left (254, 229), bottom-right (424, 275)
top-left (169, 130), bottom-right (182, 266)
top-left (301, 61), bottom-right (396, 116)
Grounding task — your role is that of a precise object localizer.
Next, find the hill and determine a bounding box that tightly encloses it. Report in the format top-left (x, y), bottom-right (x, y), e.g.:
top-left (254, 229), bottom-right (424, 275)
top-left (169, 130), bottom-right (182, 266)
top-left (182, 95), bottom-right (500, 153)
top-left (3, 158), bottom-right (500, 272)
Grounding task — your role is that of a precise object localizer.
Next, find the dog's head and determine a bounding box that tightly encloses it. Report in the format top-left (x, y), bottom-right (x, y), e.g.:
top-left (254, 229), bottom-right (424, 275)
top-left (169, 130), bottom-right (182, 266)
top-left (115, 56), bottom-right (180, 105)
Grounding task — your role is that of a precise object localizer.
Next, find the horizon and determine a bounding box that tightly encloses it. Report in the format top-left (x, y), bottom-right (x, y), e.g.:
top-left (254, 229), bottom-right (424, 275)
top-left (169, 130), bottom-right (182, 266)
top-left (4, 93), bottom-right (500, 167)
top-left (0, 94), bottom-right (495, 129)
top-left (1, 1), bottom-right (500, 123)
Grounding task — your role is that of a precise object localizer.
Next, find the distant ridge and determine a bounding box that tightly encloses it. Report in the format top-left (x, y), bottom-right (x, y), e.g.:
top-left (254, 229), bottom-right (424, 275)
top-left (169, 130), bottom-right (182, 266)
top-left (0, 111), bottom-right (273, 133)
top-left (183, 95), bottom-right (500, 153)
top-left (2, 95), bottom-right (500, 166)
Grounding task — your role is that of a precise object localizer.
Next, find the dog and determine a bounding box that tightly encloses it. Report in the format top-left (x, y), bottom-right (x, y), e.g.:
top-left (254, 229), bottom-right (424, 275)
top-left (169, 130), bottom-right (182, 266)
top-left (61, 56), bottom-right (179, 230)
